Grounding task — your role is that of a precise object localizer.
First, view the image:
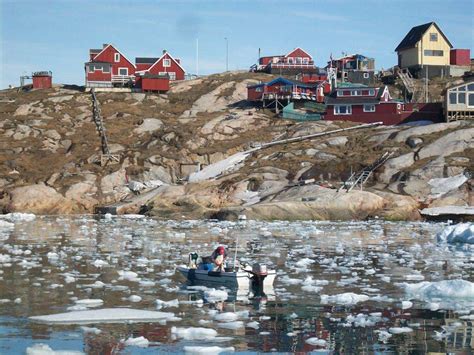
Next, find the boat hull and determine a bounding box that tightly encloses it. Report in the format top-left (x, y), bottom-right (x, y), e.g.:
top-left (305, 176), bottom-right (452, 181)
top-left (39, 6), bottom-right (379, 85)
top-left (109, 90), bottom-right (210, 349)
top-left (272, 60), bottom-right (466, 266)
top-left (177, 266), bottom-right (275, 289)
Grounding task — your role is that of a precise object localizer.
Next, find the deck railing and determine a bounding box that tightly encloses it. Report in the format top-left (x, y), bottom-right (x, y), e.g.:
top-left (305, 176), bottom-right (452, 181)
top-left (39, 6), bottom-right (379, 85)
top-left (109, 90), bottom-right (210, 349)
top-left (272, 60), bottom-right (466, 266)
top-left (111, 75), bottom-right (135, 84)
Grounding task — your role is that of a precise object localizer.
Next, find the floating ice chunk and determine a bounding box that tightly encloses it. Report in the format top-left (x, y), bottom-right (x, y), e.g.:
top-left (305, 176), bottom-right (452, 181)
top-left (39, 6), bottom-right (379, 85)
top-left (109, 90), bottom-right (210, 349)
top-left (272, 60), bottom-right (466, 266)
top-left (305, 337), bottom-right (327, 346)
top-left (217, 321), bottom-right (244, 329)
top-left (122, 214), bottom-right (146, 219)
top-left (93, 259), bottom-right (109, 268)
top-left (246, 321), bottom-right (259, 329)
top-left (171, 326), bottom-right (218, 340)
top-left (405, 274), bottom-right (425, 281)
top-left (204, 289), bottom-right (228, 303)
top-left (0, 254), bottom-right (11, 263)
top-left (375, 330), bottom-right (392, 343)
top-left (0, 220), bottom-right (14, 229)
top-left (213, 312), bottom-right (238, 322)
top-left (389, 327), bottom-right (413, 334)
top-left (183, 346), bottom-right (235, 354)
top-left (25, 343), bottom-right (84, 355)
top-left (124, 336), bottom-right (149, 348)
top-left (118, 270), bottom-right (139, 281)
top-left (30, 308), bottom-right (175, 324)
top-left (156, 299), bottom-right (179, 309)
top-left (75, 299), bottom-right (104, 308)
top-left (64, 276), bottom-right (76, 284)
top-left (128, 295), bottom-right (142, 302)
top-left (437, 223), bottom-right (474, 244)
top-left (80, 326), bottom-right (101, 334)
top-left (0, 213), bottom-right (36, 222)
top-left (280, 276), bottom-right (302, 285)
top-left (401, 301), bottom-right (413, 310)
top-left (320, 293), bottom-right (369, 306)
top-left (401, 280), bottom-right (474, 300)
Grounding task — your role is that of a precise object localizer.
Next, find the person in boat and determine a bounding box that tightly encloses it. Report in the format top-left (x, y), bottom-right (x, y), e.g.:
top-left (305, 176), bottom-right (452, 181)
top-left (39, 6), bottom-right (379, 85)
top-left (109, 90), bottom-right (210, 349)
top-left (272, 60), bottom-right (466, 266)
top-left (210, 246), bottom-right (227, 271)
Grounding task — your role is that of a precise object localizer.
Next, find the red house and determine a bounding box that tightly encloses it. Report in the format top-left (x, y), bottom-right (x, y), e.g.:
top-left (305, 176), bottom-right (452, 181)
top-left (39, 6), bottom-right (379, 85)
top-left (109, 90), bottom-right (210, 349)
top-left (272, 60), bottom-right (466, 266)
top-left (135, 50), bottom-right (185, 81)
top-left (247, 77), bottom-right (329, 104)
top-left (250, 48), bottom-right (317, 74)
top-left (324, 85), bottom-right (442, 125)
top-left (85, 44), bottom-right (136, 88)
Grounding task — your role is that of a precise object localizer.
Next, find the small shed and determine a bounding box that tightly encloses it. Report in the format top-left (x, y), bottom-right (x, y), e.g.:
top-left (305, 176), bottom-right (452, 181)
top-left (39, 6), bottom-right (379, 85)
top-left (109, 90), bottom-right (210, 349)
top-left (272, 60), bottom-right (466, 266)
top-left (140, 74), bottom-right (169, 92)
top-left (32, 71), bottom-right (52, 89)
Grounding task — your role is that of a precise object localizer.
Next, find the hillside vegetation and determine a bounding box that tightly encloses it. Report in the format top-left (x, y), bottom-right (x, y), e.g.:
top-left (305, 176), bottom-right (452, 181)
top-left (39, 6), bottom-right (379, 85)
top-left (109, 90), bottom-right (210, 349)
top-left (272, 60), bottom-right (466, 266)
top-left (0, 72), bottom-right (472, 220)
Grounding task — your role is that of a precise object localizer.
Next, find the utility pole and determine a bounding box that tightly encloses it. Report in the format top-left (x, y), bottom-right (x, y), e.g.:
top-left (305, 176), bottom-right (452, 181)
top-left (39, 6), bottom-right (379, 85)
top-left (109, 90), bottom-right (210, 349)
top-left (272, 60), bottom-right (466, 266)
top-left (196, 38), bottom-right (199, 76)
top-left (224, 37), bottom-right (228, 72)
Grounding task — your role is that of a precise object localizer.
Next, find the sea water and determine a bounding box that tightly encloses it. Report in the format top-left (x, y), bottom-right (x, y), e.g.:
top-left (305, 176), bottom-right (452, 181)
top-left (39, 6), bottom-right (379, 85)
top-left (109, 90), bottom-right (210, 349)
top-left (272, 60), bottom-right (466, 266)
top-left (0, 215), bottom-right (473, 353)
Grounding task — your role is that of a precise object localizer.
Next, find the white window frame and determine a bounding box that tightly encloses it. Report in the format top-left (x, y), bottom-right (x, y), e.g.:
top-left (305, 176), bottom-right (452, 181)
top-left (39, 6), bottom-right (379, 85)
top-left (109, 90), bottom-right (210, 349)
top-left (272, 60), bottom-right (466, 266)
top-left (168, 72), bottom-right (176, 80)
top-left (159, 71), bottom-right (167, 76)
top-left (363, 104), bottom-right (376, 112)
top-left (303, 57), bottom-right (309, 64)
top-left (163, 59), bottom-right (171, 67)
top-left (118, 67), bottom-right (128, 76)
top-left (89, 64), bottom-right (95, 73)
top-left (334, 105), bottom-right (352, 115)
top-left (449, 92), bottom-right (457, 105)
top-left (468, 93), bottom-right (474, 108)
top-left (363, 72), bottom-right (369, 79)
top-left (368, 89), bottom-right (375, 96)
top-left (114, 53), bottom-right (120, 62)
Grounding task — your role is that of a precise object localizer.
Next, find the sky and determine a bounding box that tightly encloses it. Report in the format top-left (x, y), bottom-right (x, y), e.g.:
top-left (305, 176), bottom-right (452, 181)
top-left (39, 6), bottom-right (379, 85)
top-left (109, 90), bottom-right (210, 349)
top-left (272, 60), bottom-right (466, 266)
top-left (0, 0), bottom-right (473, 88)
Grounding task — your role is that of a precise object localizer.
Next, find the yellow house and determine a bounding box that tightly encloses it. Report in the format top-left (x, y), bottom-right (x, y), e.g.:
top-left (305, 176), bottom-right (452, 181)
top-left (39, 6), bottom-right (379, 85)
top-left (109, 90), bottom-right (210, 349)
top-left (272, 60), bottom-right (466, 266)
top-left (395, 22), bottom-right (452, 71)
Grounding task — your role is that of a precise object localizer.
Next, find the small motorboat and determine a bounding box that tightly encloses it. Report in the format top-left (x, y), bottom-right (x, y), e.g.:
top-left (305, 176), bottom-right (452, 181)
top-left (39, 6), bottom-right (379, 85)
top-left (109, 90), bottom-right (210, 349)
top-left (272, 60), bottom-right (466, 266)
top-left (177, 253), bottom-right (276, 289)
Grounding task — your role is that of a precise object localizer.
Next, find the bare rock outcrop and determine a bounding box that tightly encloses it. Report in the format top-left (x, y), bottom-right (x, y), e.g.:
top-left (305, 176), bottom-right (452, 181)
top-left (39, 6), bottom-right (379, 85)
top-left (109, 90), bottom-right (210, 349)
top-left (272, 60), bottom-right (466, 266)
top-left (6, 184), bottom-right (76, 214)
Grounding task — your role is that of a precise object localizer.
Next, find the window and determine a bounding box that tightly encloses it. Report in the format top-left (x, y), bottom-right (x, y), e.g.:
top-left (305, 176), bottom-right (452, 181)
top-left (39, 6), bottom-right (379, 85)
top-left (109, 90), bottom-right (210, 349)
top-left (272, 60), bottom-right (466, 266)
top-left (351, 90), bottom-right (362, 96)
top-left (468, 84), bottom-right (474, 91)
top-left (458, 93), bottom-right (466, 104)
top-left (103, 65), bottom-right (110, 73)
top-left (363, 72), bottom-right (369, 79)
top-left (89, 65), bottom-right (95, 72)
top-left (168, 72), bottom-right (176, 80)
top-left (114, 53), bottom-right (120, 62)
top-left (255, 87), bottom-right (263, 92)
top-left (368, 89), bottom-right (375, 96)
top-left (303, 58), bottom-right (309, 64)
top-left (458, 85), bottom-right (466, 92)
top-left (449, 92), bottom-right (457, 105)
top-left (159, 72), bottom-right (167, 76)
top-left (469, 93), bottom-right (474, 107)
top-left (424, 50), bottom-right (443, 56)
top-left (118, 67), bottom-right (128, 76)
top-left (334, 105), bottom-right (352, 115)
top-left (288, 58), bottom-right (294, 64)
top-left (163, 59), bottom-right (171, 67)
top-left (296, 57), bottom-right (302, 64)
top-left (429, 33), bottom-right (438, 41)
top-left (363, 104), bottom-right (375, 112)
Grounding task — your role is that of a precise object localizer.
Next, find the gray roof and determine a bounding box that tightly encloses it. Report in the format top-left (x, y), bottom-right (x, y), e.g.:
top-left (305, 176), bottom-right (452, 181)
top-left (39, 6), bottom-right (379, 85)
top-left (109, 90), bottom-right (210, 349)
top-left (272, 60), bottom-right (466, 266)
top-left (395, 22), bottom-right (453, 51)
top-left (136, 57), bottom-right (159, 64)
top-left (325, 97), bottom-right (380, 105)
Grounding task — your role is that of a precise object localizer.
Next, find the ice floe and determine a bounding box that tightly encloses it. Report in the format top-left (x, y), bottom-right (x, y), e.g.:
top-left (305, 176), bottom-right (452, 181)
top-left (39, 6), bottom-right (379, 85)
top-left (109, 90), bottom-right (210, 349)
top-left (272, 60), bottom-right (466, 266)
top-left (26, 343), bottom-right (84, 355)
top-left (29, 308), bottom-right (175, 324)
top-left (437, 223), bottom-right (474, 244)
top-left (183, 346), bottom-right (235, 354)
top-left (171, 326), bottom-right (218, 340)
top-left (320, 293), bottom-right (370, 306)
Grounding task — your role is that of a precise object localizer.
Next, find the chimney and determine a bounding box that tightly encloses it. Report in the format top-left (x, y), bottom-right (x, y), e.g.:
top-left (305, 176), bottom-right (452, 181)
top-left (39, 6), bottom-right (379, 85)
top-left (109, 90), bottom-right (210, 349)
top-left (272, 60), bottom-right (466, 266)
top-left (103, 43), bottom-right (109, 48)
top-left (162, 49), bottom-right (167, 55)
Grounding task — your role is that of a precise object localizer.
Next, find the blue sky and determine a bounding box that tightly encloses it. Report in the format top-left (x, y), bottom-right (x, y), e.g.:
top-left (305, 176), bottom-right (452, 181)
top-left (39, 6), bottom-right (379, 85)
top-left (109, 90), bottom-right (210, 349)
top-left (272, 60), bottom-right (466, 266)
top-left (1, 0), bottom-right (473, 88)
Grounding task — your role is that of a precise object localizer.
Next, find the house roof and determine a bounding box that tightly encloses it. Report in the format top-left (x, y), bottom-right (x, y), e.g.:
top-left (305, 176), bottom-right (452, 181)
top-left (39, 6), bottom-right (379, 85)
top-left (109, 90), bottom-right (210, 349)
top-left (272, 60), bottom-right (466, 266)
top-left (91, 44), bottom-right (137, 68)
top-left (136, 57), bottom-right (159, 64)
top-left (395, 22), bottom-right (453, 51)
top-left (285, 47), bottom-right (312, 59)
top-left (147, 51), bottom-right (186, 73)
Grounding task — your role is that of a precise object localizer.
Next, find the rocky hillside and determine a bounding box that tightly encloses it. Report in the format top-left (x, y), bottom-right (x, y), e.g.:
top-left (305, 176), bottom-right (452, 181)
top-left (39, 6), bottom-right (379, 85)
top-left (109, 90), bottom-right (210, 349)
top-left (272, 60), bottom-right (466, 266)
top-left (0, 72), bottom-right (472, 220)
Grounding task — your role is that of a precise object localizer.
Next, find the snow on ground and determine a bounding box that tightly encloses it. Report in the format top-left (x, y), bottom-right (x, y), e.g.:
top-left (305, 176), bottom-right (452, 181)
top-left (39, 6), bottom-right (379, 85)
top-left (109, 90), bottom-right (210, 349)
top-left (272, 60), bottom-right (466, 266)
top-left (188, 149), bottom-right (257, 182)
top-left (437, 223), bottom-right (474, 244)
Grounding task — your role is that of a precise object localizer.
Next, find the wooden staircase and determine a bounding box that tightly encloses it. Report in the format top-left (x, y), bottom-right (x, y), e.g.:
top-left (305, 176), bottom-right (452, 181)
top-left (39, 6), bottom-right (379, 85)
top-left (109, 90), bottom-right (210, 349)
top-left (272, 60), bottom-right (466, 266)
top-left (398, 69), bottom-right (415, 99)
top-left (90, 89), bottom-right (120, 166)
top-left (339, 152), bottom-right (393, 192)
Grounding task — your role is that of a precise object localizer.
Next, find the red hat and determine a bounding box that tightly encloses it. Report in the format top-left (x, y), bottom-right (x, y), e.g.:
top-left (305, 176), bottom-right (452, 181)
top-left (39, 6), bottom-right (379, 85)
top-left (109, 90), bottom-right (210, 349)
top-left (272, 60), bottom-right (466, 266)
top-left (216, 246), bottom-right (225, 255)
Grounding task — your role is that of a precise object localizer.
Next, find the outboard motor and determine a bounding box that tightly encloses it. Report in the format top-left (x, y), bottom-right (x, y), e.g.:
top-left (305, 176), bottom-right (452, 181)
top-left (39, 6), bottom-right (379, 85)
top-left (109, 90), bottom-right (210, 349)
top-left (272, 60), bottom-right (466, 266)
top-left (251, 263), bottom-right (268, 289)
top-left (188, 252), bottom-right (198, 269)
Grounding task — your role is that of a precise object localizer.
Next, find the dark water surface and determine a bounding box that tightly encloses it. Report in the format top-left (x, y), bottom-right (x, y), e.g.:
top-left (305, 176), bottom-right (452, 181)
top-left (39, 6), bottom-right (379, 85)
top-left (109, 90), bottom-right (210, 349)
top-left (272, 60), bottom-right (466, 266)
top-left (0, 215), bottom-right (473, 354)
